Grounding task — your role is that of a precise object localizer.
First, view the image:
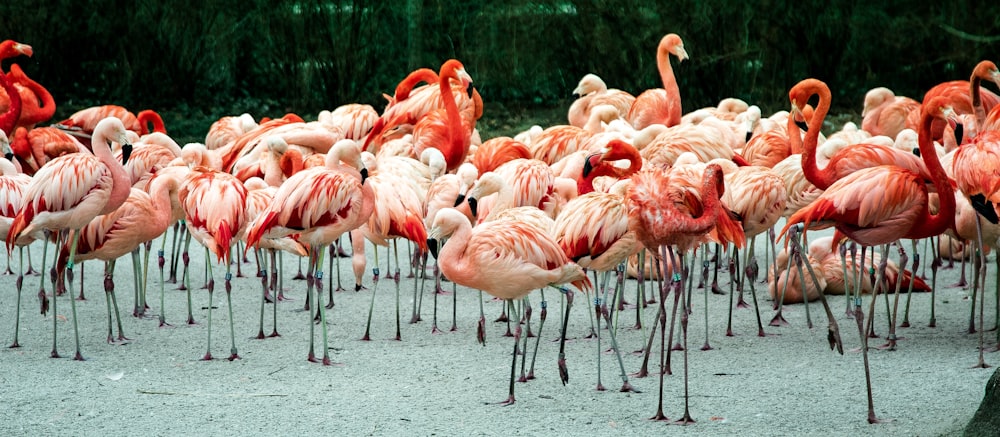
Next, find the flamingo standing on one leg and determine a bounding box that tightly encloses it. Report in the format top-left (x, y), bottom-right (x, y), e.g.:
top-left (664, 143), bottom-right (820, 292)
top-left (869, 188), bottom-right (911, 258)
top-left (427, 207), bottom-right (591, 405)
top-left (178, 166), bottom-right (249, 361)
top-left (780, 97), bottom-right (959, 423)
top-left (626, 162), bottom-right (745, 424)
top-left (6, 117), bottom-right (134, 361)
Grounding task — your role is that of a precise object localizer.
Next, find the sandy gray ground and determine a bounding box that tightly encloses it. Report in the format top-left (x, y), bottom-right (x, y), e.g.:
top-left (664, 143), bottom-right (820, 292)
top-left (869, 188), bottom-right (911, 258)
top-left (0, 223), bottom-right (995, 436)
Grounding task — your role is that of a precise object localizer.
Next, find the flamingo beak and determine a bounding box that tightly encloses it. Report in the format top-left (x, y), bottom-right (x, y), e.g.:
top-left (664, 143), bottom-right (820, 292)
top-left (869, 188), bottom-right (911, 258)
top-left (467, 197), bottom-right (478, 217)
top-left (120, 141), bottom-right (133, 165)
top-left (453, 193), bottom-right (466, 207)
top-left (427, 239), bottom-right (439, 259)
top-left (582, 153), bottom-right (601, 178)
top-left (360, 167), bottom-right (369, 183)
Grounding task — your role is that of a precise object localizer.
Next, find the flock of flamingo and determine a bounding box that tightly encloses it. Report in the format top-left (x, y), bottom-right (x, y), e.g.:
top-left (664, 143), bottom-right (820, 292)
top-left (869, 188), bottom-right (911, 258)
top-left (2, 34), bottom-right (1000, 424)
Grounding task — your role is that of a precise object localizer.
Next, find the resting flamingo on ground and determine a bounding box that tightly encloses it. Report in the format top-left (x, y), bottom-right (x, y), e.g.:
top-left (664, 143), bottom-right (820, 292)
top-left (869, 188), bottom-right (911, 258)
top-left (626, 162), bottom-right (745, 423)
top-left (244, 139), bottom-right (374, 365)
top-left (628, 33), bottom-right (688, 130)
top-left (780, 96), bottom-right (958, 424)
top-left (427, 207), bottom-right (591, 405)
top-left (6, 117), bottom-right (133, 361)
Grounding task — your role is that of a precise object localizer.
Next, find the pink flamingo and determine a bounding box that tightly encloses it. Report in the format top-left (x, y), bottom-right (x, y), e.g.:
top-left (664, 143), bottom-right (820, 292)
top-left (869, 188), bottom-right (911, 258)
top-left (861, 87), bottom-right (920, 139)
top-left (178, 166), bottom-right (249, 361)
top-left (780, 97), bottom-right (958, 423)
top-left (626, 162), bottom-right (745, 423)
top-left (628, 33), bottom-right (688, 130)
top-left (6, 117), bottom-right (133, 360)
top-left (0, 156), bottom-right (33, 347)
top-left (568, 73), bottom-right (635, 128)
top-left (0, 63), bottom-right (21, 136)
top-left (410, 59), bottom-right (477, 173)
top-left (427, 207), bottom-right (591, 405)
top-left (244, 140), bottom-right (374, 365)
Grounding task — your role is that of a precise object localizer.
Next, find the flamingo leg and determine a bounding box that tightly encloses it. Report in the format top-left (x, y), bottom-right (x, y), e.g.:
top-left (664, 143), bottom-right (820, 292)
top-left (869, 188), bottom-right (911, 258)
top-left (493, 299), bottom-right (520, 406)
top-left (650, 245), bottom-right (671, 421)
top-left (900, 239), bottom-right (918, 328)
top-left (269, 249), bottom-right (281, 337)
top-left (675, 252), bottom-right (695, 425)
top-left (311, 247), bottom-right (331, 365)
top-left (604, 265), bottom-right (638, 392)
top-left (743, 237), bottom-right (766, 337)
top-left (10, 246), bottom-right (24, 348)
top-left (393, 242), bottom-right (403, 341)
top-left (107, 261), bottom-right (130, 343)
top-left (971, 214), bottom-right (991, 369)
top-left (202, 268), bottom-right (215, 361)
top-left (526, 289), bottom-right (546, 380)
top-left (255, 248), bottom-right (268, 340)
top-left (158, 248), bottom-right (171, 328)
top-left (361, 254), bottom-right (381, 342)
top-left (64, 229), bottom-right (85, 361)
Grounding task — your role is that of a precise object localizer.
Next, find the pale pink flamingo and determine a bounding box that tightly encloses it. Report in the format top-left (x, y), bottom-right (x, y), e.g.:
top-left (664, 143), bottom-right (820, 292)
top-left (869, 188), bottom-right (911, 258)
top-left (780, 97), bottom-right (958, 423)
top-left (205, 113), bottom-right (258, 151)
top-left (554, 179), bottom-right (641, 391)
top-left (626, 162), bottom-right (745, 423)
top-left (0, 156), bottom-right (33, 347)
top-left (178, 166), bottom-right (249, 361)
top-left (55, 105), bottom-right (165, 148)
top-left (6, 117), bottom-right (133, 360)
top-left (244, 139), bottom-right (373, 365)
top-left (317, 103), bottom-right (378, 141)
top-left (628, 33), bottom-right (688, 130)
top-left (427, 207), bottom-right (591, 405)
top-left (568, 74), bottom-right (635, 128)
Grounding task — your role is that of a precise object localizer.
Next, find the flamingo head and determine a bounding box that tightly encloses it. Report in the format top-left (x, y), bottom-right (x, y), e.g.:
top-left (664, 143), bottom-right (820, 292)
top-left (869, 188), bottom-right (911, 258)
top-left (572, 73), bottom-right (606, 97)
top-left (0, 40), bottom-right (32, 59)
top-left (660, 33), bottom-right (687, 62)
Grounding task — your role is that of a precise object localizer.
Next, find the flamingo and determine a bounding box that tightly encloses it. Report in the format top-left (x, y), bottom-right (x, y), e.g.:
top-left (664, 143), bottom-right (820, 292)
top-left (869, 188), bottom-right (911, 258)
top-left (427, 207), bottom-right (591, 405)
top-left (56, 174), bottom-right (177, 344)
top-left (409, 59), bottom-right (477, 173)
top-left (0, 156), bottom-right (33, 347)
top-left (205, 113), bottom-right (258, 150)
top-left (780, 96), bottom-right (958, 423)
top-left (471, 136), bottom-right (531, 175)
top-left (178, 166), bottom-right (249, 361)
top-left (5, 64), bottom-right (56, 130)
top-left (244, 139), bottom-right (374, 365)
top-left (916, 60), bottom-right (1000, 142)
top-left (626, 162), bottom-right (745, 423)
top-left (789, 79), bottom-right (931, 191)
top-left (628, 33), bottom-right (688, 130)
top-left (861, 87), bottom-right (920, 139)
top-left (6, 117), bottom-right (133, 361)
top-left (55, 105), bottom-right (166, 148)
top-left (0, 64), bottom-right (21, 136)
top-left (9, 126), bottom-right (89, 176)
top-left (568, 74), bottom-right (635, 128)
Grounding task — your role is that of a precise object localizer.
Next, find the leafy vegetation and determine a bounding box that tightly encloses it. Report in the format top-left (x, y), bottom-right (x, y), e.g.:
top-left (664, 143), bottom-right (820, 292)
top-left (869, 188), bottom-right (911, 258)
top-left (2, 1), bottom-right (999, 144)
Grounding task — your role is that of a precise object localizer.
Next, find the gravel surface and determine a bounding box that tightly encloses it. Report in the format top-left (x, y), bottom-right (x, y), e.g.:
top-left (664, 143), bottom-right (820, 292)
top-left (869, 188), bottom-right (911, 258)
top-left (0, 223), bottom-right (994, 436)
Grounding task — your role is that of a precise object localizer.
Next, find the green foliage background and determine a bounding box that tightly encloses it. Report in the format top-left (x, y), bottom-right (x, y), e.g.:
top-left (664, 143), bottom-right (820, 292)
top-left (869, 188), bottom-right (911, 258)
top-left (2, 1), bottom-right (999, 141)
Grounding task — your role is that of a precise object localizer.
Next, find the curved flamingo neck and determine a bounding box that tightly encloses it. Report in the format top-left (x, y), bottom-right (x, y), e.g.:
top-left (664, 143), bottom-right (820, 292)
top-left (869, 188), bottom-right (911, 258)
top-left (796, 81), bottom-right (833, 189)
top-left (912, 105), bottom-right (955, 239)
top-left (0, 72), bottom-right (20, 135)
top-left (658, 46), bottom-right (682, 126)
top-left (92, 126), bottom-right (131, 215)
top-left (8, 64), bottom-right (55, 128)
top-left (438, 60), bottom-right (468, 172)
top-left (394, 68), bottom-right (438, 100)
top-left (137, 110), bottom-right (166, 135)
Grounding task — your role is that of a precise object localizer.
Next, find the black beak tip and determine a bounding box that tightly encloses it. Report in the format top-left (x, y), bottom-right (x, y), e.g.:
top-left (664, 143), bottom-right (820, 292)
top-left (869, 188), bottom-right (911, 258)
top-left (795, 120), bottom-right (809, 132)
top-left (745, 130), bottom-right (753, 143)
top-left (468, 197), bottom-right (478, 217)
top-left (121, 143), bottom-right (133, 164)
top-left (360, 167), bottom-right (369, 183)
top-left (3, 152), bottom-right (12, 161)
top-left (427, 239), bottom-right (439, 259)
top-left (453, 194), bottom-right (466, 207)
top-left (955, 123), bottom-right (964, 146)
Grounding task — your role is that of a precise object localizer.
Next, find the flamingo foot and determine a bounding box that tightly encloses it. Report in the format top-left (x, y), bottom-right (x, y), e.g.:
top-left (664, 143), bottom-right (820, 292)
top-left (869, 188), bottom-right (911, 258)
top-left (253, 331), bottom-right (266, 340)
top-left (868, 413), bottom-right (893, 424)
top-left (201, 352), bottom-right (213, 361)
top-left (558, 357), bottom-right (569, 385)
top-left (490, 395), bottom-right (516, 406)
top-left (431, 325), bottom-right (443, 334)
top-left (228, 352), bottom-right (241, 361)
top-left (307, 352), bottom-right (319, 363)
top-left (700, 342), bottom-right (713, 351)
top-left (73, 351), bottom-right (85, 361)
top-left (711, 284), bottom-right (725, 295)
top-left (268, 330), bottom-right (280, 338)
top-left (650, 411), bottom-right (669, 421)
top-left (325, 301), bottom-right (334, 309)
top-left (620, 381), bottom-right (640, 393)
top-left (9, 340), bottom-right (20, 348)
top-left (50, 350), bottom-right (61, 359)
top-left (673, 413), bottom-right (696, 426)
top-left (769, 312), bottom-right (789, 327)
top-left (477, 316), bottom-right (486, 345)
top-left (631, 367), bottom-right (649, 378)
top-left (596, 383), bottom-right (606, 391)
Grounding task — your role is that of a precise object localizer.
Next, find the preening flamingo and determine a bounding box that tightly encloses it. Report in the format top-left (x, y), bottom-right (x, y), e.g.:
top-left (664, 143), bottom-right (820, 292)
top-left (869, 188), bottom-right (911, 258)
top-left (427, 207), bottom-right (591, 405)
top-left (6, 117), bottom-right (134, 361)
top-left (628, 33), bottom-right (688, 130)
top-left (780, 96), bottom-right (958, 424)
top-left (626, 162), bottom-right (745, 423)
top-left (0, 66), bottom-right (21, 136)
top-left (5, 64), bottom-right (56, 130)
top-left (178, 166), bottom-right (249, 361)
top-left (244, 139), bottom-right (374, 365)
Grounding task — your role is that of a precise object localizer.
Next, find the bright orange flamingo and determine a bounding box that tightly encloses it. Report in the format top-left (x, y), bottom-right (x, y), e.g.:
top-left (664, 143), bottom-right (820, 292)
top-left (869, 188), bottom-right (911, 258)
top-left (861, 87), bottom-right (920, 139)
top-left (5, 64), bottom-right (56, 130)
top-left (780, 97), bottom-right (958, 424)
top-left (0, 65), bottom-right (21, 136)
top-left (471, 136), bottom-right (531, 175)
top-left (0, 156), bottom-right (33, 347)
top-left (6, 117), bottom-right (133, 361)
top-left (0, 40), bottom-right (32, 65)
top-left (626, 162), bottom-right (745, 423)
top-left (916, 60), bottom-right (1000, 142)
top-left (179, 166), bottom-right (249, 361)
top-left (628, 33), bottom-right (688, 130)
top-left (9, 126), bottom-right (88, 176)
top-left (789, 79), bottom-right (931, 191)
top-left (410, 59), bottom-right (477, 173)
top-left (244, 140), bottom-right (374, 365)
top-left (427, 207), bottom-right (591, 405)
